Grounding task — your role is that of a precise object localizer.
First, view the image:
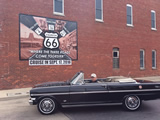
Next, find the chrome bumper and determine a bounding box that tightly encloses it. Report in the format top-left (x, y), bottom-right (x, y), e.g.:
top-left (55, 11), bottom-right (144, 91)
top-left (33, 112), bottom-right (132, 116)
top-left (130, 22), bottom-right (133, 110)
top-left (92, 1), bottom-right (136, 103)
top-left (29, 98), bottom-right (36, 105)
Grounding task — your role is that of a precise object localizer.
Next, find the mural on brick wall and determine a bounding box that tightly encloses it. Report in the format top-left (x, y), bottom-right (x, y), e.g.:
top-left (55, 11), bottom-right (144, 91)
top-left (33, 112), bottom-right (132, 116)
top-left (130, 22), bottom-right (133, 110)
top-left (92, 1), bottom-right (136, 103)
top-left (19, 14), bottom-right (78, 65)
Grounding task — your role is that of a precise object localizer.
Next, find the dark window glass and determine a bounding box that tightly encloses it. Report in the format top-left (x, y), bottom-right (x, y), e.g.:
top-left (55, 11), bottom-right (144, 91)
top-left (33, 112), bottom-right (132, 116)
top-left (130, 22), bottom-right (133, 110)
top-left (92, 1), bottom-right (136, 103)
top-left (54, 0), bottom-right (63, 13)
top-left (151, 11), bottom-right (156, 28)
top-left (96, 0), bottom-right (101, 9)
top-left (96, 0), bottom-right (102, 20)
top-left (113, 52), bottom-right (118, 58)
top-left (152, 51), bottom-right (156, 68)
top-left (127, 7), bottom-right (131, 15)
top-left (126, 5), bottom-right (132, 25)
top-left (152, 20), bottom-right (155, 28)
top-left (140, 50), bottom-right (144, 68)
top-left (127, 16), bottom-right (132, 24)
top-left (151, 12), bottom-right (155, 20)
top-left (113, 58), bottom-right (119, 68)
top-left (113, 48), bottom-right (119, 69)
top-left (96, 10), bottom-right (102, 20)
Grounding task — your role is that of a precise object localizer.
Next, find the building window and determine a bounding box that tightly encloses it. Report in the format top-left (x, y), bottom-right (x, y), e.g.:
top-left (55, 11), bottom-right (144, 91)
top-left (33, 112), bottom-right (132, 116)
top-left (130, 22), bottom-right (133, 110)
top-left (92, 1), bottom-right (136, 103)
top-left (53, 0), bottom-right (64, 16)
top-left (152, 50), bottom-right (156, 69)
top-left (113, 48), bottom-right (119, 69)
top-left (140, 49), bottom-right (145, 69)
top-left (95, 0), bottom-right (103, 22)
top-left (151, 10), bottom-right (156, 30)
top-left (126, 4), bottom-right (133, 26)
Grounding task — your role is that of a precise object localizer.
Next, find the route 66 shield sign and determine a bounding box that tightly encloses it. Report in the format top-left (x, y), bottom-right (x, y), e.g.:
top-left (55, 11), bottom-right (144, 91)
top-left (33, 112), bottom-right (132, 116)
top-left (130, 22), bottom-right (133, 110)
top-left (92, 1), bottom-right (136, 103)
top-left (43, 32), bottom-right (59, 49)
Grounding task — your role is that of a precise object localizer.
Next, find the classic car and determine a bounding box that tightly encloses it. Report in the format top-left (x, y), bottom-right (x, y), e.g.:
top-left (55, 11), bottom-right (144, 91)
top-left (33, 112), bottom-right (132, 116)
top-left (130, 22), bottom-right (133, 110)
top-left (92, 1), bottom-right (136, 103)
top-left (29, 71), bottom-right (160, 115)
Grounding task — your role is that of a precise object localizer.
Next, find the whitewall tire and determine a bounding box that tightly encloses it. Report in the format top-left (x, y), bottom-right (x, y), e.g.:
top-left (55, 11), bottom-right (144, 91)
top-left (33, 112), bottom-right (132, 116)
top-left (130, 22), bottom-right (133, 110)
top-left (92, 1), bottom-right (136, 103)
top-left (123, 95), bottom-right (141, 111)
top-left (37, 97), bottom-right (57, 115)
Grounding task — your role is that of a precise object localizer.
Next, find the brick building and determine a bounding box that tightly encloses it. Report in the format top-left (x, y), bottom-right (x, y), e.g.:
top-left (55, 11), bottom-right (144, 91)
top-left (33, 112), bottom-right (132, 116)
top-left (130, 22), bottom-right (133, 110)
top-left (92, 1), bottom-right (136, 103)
top-left (0, 0), bottom-right (160, 89)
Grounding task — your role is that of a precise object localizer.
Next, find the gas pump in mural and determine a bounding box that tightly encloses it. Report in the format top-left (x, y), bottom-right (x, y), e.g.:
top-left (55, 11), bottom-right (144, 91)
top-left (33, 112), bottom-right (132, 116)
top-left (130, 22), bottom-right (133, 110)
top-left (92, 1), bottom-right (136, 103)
top-left (19, 14), bottom-right (78, 65)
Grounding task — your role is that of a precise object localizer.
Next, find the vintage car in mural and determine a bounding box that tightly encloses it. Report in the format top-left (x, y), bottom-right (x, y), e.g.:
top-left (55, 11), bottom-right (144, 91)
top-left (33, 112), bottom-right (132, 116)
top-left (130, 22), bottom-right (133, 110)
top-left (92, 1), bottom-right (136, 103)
top-left (29, 71), bottom-right (160, 115)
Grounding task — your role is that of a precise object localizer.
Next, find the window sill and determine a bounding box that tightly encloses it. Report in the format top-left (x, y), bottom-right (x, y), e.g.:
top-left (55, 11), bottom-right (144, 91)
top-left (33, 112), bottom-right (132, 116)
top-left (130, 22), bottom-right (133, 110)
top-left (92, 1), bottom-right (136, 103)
top-left (152, 67), bottom-right (157, 70)
top-left (95, 19), bottom-right (104, 23)
top-left (53, 12), bottom-right (65, 16)
top-left (151, 28), bottom-right (157, 31)
top-left (113, 68), bottom-right (120, 70)
top-left (126, 24), bottom-right (134, 27)
top-left (140, 68), bottom-right (145, 70)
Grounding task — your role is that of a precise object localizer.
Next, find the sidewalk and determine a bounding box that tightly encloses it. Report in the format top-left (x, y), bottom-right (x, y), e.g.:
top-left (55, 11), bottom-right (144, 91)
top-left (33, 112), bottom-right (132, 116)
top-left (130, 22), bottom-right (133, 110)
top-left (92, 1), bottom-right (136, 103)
top-left (0, 87), bottom-right (31, 100)
top-left (0, 76), bottom-right (160, 100)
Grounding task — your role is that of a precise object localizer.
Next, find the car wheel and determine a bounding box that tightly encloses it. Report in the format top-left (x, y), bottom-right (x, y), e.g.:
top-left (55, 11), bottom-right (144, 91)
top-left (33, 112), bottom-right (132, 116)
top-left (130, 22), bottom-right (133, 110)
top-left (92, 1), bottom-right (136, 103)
top-left (123, 95), bottom-right (141, 111)
top-left (37, 97), bottom-right (57, 115)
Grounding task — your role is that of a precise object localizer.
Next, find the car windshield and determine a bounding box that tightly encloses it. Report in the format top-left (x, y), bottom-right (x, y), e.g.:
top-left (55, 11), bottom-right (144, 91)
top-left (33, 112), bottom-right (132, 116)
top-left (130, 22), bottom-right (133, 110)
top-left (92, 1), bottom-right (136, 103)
top-left (69, 72), bottom-right (81, 83)
top-left (70, 72), bottom-right (84, 85)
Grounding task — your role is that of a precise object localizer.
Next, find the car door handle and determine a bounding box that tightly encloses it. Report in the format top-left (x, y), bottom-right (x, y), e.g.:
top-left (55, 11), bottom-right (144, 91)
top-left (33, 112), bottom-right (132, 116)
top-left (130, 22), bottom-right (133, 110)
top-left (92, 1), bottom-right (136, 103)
top-left (101, 85), bottom-right (107, 88)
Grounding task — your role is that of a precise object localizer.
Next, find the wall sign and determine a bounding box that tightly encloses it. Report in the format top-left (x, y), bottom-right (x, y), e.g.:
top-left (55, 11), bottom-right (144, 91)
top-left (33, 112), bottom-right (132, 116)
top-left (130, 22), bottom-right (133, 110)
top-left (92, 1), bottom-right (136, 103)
top-left (19, 14), bottom-right (78, 65)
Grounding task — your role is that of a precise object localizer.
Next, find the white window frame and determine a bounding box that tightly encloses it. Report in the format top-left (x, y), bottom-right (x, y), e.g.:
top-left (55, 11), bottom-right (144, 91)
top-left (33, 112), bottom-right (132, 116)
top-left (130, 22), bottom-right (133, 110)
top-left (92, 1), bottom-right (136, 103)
top-left (126, 4), bottom-right (133, 27)
top-left (140, 49), bottom-right (145, 70)
top-left (151, 10), bottom-right (156, 30)
top-left (152, 50), bottom-right (157, 69)
top-left (95, 0), bottom-right (103, 22)
top-left (53, 0), bottom-right (64, 16)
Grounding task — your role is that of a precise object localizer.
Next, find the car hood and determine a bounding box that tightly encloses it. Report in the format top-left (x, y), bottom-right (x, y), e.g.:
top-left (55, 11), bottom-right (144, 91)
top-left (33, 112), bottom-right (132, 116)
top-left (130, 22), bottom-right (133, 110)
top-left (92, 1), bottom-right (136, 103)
top-left (34, 81), bottom-right (70, 88)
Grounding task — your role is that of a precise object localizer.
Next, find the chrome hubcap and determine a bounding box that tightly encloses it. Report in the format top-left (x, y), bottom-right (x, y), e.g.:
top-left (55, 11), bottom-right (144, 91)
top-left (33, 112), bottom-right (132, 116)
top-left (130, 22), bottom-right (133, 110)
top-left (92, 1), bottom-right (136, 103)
top-left (126, 96), bottom-right (139, 109)
top-left (40, 98), bottom-right (55, 113)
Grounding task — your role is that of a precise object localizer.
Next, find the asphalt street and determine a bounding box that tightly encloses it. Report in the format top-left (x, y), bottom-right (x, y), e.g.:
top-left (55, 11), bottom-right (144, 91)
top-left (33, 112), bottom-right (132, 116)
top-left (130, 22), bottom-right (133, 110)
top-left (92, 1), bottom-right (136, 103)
top-left (61, 100), bottom-right (160, 120)
top-left (0, 97), bottom-right (69, 120)
top-left (1, 97), bottom-right (160, 120)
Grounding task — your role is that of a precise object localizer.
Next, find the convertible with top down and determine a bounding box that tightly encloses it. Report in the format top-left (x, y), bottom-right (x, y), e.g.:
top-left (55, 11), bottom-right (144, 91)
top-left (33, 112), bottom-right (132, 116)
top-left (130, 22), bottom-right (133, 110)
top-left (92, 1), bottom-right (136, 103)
top-left (29, 71), bottom-right (160, 115)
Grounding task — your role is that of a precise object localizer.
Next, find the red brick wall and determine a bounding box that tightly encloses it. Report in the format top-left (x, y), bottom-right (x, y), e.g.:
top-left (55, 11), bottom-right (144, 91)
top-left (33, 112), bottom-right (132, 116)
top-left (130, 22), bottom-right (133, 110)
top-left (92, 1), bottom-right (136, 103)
top-left (1, 0), bottom-right (160, 89)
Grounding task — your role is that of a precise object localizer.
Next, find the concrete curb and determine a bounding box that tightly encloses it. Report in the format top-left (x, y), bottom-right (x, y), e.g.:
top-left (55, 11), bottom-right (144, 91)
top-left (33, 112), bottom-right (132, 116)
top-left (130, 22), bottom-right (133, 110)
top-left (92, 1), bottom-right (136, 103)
top-left (0, 95), bottom-right (29, 101)
top-left (0, 87), bottom-right (32, 100)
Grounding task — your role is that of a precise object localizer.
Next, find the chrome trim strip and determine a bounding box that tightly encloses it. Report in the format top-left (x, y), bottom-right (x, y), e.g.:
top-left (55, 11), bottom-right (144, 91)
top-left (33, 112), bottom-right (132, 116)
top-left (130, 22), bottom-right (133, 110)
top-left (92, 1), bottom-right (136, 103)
top-left (70, 91), bottom-right (108, 94)
top-left (31, 89), bottom-right (160, 96)
top-left (109, 89), bottom-right (160, 93)
top-left (31, 91), bottom-right (108, 96)
top-left (30, 98), bottom-right (36, 100)
top-left (34, 85), bottom-right (70, 89)
top-left (62, 103), bottom-right (122, 108)
top-left (31, 93), bottom-right (69, 96)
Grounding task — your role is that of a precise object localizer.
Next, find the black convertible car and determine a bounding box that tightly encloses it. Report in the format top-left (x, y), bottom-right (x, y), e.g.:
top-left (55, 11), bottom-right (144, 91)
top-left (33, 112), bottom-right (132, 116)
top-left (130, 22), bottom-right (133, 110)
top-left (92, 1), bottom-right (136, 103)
top-left (29, 72), bottom-right (160, 115)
